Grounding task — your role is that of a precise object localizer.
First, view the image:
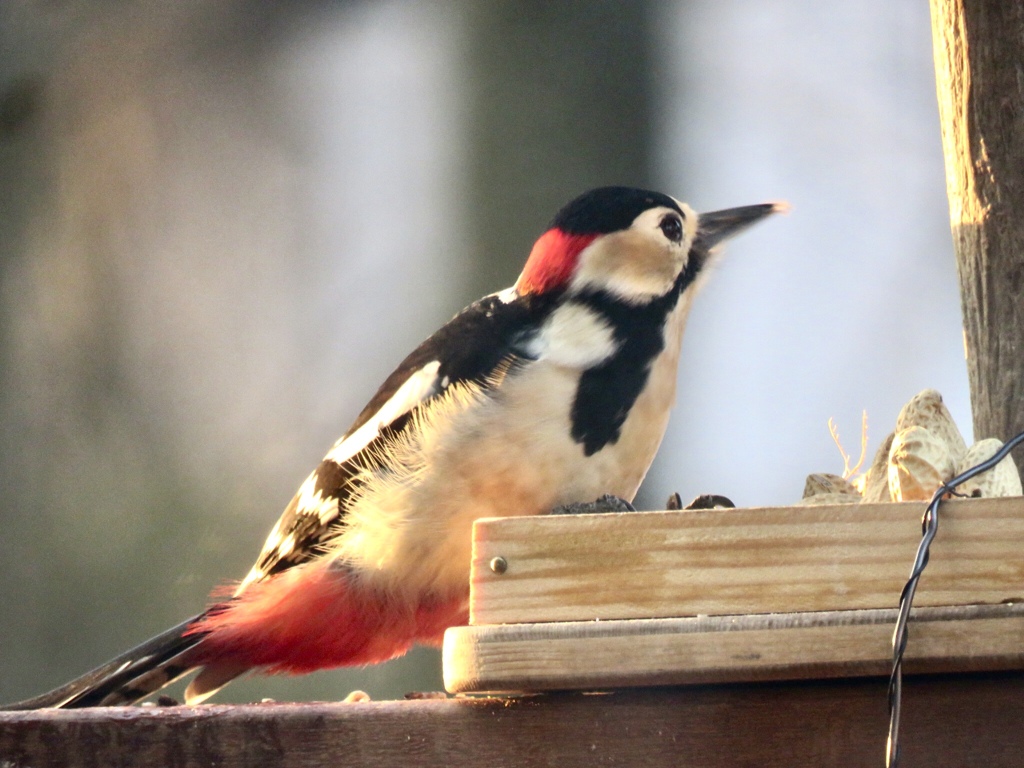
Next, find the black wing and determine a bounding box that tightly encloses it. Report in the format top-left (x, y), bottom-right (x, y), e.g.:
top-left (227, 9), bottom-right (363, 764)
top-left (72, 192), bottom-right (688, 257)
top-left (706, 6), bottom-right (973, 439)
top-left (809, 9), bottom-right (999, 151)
top-left (242, 287), bottom-right (560, 586)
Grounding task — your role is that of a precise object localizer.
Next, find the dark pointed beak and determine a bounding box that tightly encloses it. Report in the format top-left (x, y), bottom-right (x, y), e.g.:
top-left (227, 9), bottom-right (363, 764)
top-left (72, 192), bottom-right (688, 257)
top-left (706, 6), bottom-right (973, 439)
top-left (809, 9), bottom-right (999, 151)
top-left (695, 202), bottom-right (786, 250)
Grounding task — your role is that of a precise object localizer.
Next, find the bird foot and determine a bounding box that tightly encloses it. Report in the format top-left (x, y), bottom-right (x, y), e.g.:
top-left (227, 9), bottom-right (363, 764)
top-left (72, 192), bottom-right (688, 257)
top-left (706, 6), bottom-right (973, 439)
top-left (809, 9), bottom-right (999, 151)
top-left (549, 494), bottom-right (636, 515)
top-left (666, 492), bottom-right (735, 510)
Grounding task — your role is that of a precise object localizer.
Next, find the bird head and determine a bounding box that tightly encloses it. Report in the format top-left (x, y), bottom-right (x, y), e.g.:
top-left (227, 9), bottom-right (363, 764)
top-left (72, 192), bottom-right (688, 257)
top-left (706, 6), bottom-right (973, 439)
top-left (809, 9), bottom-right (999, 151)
top-left (515, 186), bottom-right (783, 303)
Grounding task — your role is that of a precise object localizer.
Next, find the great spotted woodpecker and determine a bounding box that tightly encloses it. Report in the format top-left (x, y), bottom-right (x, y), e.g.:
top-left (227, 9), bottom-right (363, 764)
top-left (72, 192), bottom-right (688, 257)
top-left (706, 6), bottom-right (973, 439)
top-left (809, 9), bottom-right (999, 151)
top-left (5, 186), bottom-right (780, 709)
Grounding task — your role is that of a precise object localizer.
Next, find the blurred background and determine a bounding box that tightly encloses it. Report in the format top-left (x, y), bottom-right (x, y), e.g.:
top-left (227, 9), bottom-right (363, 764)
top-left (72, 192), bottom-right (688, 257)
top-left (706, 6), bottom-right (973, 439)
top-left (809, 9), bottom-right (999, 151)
top-left (0, 1), bottom-right (966, 703)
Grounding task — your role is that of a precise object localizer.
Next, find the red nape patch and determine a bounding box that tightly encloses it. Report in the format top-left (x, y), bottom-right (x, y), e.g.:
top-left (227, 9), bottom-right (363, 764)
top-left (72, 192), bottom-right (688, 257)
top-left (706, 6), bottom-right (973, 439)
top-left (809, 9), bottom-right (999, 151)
top-left (186, 562), bottom-right (467, 674)
top-left (515, 228), bottom-right (597, 295)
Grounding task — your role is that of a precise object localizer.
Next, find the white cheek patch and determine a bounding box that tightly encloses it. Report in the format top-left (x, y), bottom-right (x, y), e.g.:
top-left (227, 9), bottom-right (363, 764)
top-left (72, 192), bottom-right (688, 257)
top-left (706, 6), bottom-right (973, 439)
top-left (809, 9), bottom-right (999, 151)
top-left (524, 303), bottom-right (618, 368)
top-left (571, 237), bottom-right (680, 303)
top-left (325, 360), bottom-right (442, 466)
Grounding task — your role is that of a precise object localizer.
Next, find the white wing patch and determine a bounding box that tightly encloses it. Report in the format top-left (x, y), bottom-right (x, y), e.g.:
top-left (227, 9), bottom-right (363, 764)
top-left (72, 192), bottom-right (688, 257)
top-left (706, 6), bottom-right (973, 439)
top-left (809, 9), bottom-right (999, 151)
top-left (494, 286), bottom-right (518, 304)
top-left (237, 360), bottom-right (445, 593)
top-left (296, 471), bottom-right (340, 523)
top-left (237, 471), bottom-right (336, 592)
top-left (325, 360), bottom-right (442, 466)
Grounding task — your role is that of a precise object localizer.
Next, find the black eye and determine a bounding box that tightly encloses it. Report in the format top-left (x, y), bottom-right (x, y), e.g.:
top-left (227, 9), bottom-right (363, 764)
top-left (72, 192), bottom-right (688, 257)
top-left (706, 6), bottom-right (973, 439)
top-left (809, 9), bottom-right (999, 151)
top-left (659, 214), bottom-right (683, 244)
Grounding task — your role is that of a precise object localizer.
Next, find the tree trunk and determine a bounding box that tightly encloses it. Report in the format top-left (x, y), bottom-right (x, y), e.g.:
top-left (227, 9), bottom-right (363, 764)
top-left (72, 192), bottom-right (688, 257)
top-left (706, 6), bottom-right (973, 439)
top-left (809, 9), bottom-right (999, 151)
top-left (930, 0), bottom-right (1024, 483)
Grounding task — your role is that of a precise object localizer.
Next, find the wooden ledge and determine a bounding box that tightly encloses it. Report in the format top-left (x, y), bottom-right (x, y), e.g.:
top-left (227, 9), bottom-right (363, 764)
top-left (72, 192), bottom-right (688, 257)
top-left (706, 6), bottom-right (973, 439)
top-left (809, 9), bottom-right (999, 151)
top-left (3, 674), bottom-right (1024, 767)
top-left (469, 498), bottom-right (1024, 625)
top-left (448, 498), bottom-right (1024, 693)
top-left (444, 603), bottom-right (1024, 693)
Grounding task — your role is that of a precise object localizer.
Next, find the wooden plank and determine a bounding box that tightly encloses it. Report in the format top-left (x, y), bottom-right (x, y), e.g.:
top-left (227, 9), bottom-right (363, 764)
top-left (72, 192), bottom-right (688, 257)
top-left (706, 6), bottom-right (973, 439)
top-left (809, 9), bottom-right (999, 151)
top-left (2, 675), bottom-right (1024, 767)
top-left (444, 604), bottom-right (1024, 693)
top-left (470, 498), bottom-right (1024, 625)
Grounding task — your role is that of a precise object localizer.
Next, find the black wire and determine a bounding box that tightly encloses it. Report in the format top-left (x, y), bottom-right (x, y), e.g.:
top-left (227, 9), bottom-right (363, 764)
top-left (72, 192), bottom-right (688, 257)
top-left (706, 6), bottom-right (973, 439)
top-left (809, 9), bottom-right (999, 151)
top-left (885, 429), bottom-right (1024, 768)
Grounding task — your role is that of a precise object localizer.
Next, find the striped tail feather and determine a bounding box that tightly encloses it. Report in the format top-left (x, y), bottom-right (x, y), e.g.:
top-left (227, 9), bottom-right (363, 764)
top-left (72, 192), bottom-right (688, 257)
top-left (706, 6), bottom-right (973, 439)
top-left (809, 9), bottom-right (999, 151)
top-left (1, 614), bottom-right (208, 710)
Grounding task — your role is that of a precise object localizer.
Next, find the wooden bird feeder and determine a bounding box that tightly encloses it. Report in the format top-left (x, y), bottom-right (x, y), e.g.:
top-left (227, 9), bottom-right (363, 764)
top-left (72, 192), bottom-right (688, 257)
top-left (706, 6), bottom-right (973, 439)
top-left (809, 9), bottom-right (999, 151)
top-left (443, 498), bottom-right (1024, 694)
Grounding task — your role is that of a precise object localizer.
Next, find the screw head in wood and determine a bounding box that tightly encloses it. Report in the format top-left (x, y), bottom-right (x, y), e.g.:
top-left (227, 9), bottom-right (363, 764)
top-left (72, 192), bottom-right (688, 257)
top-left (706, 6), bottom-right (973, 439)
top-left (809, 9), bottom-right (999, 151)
top-left (489, 556), bottom-right (508, 575)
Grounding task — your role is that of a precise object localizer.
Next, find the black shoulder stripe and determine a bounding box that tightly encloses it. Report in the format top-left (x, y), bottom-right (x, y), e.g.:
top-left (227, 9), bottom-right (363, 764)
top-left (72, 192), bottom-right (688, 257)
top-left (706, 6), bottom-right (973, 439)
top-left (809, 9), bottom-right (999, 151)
top-left (569, 264), bottom-right (696, 456)
top-left (346, 289), bottom-right (560, 437)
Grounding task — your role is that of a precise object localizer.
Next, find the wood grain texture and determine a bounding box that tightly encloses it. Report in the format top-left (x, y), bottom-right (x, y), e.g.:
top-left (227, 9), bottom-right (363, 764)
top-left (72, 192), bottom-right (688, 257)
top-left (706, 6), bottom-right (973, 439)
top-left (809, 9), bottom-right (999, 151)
top-left (3, 676), bottom-right (1024, 767)
top-left (470, 498), bottom-right (1024, 625)
top-left (930, 0), bottom-right (1024, 482)
top-left (444, 604), bottom-right (1024, 693)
